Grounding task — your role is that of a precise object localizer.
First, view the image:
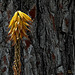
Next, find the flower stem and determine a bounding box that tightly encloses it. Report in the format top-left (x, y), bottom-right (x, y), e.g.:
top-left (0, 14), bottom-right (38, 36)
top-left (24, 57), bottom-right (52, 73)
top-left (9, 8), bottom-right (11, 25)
top-left (13, 39), bottom-right (21, 75)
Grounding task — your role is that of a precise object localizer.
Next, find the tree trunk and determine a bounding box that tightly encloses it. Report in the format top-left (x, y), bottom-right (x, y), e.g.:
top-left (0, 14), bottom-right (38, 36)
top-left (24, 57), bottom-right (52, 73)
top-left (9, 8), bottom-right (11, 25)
top-left (0, 0), bottom-right (75, 75)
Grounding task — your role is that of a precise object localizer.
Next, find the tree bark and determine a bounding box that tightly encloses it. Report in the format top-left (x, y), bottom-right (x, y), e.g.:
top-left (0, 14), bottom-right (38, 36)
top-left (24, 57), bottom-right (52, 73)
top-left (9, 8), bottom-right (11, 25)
top-left (0, 0), bottom-right (75, 75)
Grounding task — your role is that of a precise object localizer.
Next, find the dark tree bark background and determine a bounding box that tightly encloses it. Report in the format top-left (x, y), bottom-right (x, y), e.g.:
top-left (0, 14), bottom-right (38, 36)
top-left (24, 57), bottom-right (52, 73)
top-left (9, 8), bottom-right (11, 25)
top-left (0, 0), bottom-right (75, 75)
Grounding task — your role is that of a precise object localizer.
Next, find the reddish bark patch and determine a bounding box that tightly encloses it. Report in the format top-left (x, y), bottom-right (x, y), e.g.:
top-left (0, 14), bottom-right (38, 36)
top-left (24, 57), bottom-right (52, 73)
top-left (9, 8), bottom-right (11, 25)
top-left (49, 13), bottom-right (56, 31)
top-left (24, 55), bottom-right (27, 59)
top-left (52, 53), bottom-right (56, 60)
top-left (57, 72), bottom-right (63, 75)
top-left (29, 5), bottom-right (36, 19)
top-left (36, 61), bottom-right (40, 65)
top-left (52, 16), bottom-right (56, 31)
top-left (3, 56), bottom-right (7, 64)
top-left (25, 40), bottom-right (31, 50)
top-left (48, 49), bottom-right (50, 53)
top-left (59, 4), bottom-right (63, 9)
top-left (1, 67), bottom-right (7, 72)
top-left (8, 21), bottom-right (10, 24)
top-left (49, 13), bottom-right (52, 19)
top-left (65, 18), bottom-right (69, 26)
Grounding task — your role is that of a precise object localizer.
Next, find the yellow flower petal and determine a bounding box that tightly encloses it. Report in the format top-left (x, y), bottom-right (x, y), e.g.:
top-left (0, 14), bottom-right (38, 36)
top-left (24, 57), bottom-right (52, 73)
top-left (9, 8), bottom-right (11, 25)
top-left (12, 27), bottom-right (16, 35)
top-left (17, 15), bottom-right (22, 30)
top-left (17, 15), bottom-right (21, 23)
top-left (21, 28), bottom-right (26, 35)
top-left (23, 22), bottom-right (30, 27)
top-left (8, 25), bottom-right (14, 35)
top-left (16, 30), bottom-right (19, 40)
top-left (15, 21), bottom-right (18, 29)
top-left (22, 24), bottom-right (31, 32)
top-left (22, 12), bottom-right (33, 22)
top-left (21, 30), bottom-right (29, 39)
top-left (13, 12), bottom-right (18, 21)
top-left (20, 32), bottom-right (23, 40)
top-left (9, 33), bottom-right (14, 41)
top-left (8, 12), bottom-right (18, 28)
top-left (18, 11), bottom-right (33, 22)
top-left (18, 11), bottom-right (24, 19)
top-left (8, 19), bottom-right (14, 28)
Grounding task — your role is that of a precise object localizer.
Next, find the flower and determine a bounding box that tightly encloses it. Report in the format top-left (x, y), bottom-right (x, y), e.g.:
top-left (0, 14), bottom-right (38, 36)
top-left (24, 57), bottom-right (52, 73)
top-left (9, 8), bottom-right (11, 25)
top-left (8, 11), bottom-right (33, 45)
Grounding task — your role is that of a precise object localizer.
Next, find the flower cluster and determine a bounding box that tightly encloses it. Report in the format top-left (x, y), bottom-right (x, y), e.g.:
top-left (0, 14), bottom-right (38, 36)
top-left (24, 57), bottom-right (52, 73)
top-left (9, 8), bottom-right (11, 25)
top-left (8, 11), bottom-right (33, 45)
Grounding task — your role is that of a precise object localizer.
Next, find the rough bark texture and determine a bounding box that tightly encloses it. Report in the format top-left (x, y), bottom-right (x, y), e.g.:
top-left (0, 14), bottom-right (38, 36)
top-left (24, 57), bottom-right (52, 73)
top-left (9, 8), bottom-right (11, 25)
top-left (0, 0), bottom-right (75, 75)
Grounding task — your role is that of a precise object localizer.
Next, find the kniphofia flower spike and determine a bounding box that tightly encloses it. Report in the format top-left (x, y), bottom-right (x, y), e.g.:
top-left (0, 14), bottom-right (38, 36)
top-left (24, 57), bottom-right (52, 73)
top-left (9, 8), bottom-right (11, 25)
top-left (8, 11), bottom-right (33, 45)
